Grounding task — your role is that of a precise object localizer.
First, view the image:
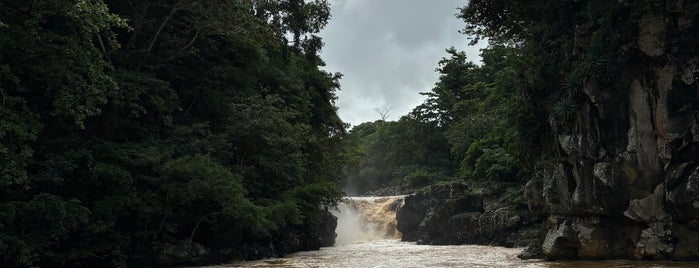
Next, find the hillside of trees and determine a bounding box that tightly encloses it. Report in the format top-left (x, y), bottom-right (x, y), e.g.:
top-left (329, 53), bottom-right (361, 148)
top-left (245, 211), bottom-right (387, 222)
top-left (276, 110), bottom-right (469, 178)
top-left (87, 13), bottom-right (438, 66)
top-left (346, 45), bottom-right (534, 202)
top-left (0, 0), bottom-right (347, 266)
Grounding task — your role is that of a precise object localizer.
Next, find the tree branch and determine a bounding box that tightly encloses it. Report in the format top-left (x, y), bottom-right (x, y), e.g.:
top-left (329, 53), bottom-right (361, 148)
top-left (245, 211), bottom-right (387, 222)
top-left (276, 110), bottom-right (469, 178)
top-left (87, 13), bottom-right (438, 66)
top-left (146, 6), bottom-right (181, 54)
top-left (164, 28), bottom-right (200, 63)
top-left (96, 33), bottom-right (112, 64)
top-left (189, 212), bottom-right (224, 241)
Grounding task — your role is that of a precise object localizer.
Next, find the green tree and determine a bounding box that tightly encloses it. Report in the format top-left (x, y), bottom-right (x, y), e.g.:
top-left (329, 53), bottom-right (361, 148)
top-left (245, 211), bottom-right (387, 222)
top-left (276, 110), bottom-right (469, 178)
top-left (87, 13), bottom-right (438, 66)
top-left (0, 0), bottom-right (346, 266)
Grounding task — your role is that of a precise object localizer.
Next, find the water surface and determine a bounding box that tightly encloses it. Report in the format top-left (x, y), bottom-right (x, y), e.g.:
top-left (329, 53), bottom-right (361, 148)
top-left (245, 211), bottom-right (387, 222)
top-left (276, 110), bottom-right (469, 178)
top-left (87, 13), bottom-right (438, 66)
top-left (222, 240), bottom-right (697, 268)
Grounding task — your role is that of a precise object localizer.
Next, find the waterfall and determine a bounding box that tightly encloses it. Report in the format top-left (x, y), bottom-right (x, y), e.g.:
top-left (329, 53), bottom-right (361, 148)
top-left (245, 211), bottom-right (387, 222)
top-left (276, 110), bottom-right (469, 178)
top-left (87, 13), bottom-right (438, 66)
top-left (332, 196), bottom-right (405, 244)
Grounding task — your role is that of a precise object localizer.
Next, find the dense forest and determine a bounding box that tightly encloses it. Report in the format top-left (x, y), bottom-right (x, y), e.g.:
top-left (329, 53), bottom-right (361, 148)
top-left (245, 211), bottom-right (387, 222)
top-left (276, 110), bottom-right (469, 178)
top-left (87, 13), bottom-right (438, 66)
top-left (345, 45), bottom-right (531, 199)
top-left (352, 44), bottom-right (540, 249)
top-left (2, 0), bottom-right (699, 266)
top-left (0, 0), bottom-right (346, 266)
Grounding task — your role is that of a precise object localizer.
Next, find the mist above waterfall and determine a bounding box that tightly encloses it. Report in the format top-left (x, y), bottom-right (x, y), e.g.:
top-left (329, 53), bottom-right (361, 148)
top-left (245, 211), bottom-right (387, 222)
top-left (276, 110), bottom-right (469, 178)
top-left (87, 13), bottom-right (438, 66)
top-left (333, 196), bottom-right (404, 244)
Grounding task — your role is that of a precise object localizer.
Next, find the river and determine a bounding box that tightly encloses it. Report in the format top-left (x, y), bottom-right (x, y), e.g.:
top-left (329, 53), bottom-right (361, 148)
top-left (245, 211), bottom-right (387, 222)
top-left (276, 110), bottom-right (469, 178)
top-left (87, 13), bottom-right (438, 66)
top-left (222, 239), bottom-right (698, 267)
top-left (218, 196), bottom-right (697, 267)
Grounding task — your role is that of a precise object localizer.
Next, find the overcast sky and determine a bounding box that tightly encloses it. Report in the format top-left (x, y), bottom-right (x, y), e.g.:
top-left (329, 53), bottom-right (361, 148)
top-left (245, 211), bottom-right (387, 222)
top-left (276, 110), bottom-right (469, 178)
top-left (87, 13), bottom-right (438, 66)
top-left (317, 0), bottom-right (487, 127)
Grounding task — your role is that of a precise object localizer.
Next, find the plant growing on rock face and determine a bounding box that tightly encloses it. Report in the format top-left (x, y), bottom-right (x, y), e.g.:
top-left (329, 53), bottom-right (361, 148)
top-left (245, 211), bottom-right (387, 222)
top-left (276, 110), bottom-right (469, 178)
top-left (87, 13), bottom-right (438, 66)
top-left (551, 94), bottom-right (580, 123)
top-left (561, 71), bottom-right (584, 96)
top-left (549, 70), bottom-right (585, 124)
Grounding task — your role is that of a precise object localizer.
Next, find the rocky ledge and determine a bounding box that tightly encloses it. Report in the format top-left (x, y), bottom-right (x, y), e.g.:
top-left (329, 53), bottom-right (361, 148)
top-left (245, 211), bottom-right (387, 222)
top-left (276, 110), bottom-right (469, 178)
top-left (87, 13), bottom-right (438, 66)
top-left (523, 143), bottom-right (699, 261)
top-left (396, 182), bottom-right (540, 248)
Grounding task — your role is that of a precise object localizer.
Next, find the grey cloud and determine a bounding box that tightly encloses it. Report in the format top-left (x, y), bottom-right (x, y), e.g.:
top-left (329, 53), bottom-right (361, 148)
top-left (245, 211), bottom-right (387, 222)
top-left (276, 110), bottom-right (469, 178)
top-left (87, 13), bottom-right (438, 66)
top-left (319, 0), bottom-right (487, 126)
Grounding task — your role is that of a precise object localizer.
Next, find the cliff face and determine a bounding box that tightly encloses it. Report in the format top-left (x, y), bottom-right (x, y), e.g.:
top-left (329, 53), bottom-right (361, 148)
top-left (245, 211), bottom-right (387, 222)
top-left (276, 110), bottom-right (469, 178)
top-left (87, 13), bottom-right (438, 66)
top-left (397, 182), bottom-right (540, 247)
top-left (526, 3), bottom-right (699, 260)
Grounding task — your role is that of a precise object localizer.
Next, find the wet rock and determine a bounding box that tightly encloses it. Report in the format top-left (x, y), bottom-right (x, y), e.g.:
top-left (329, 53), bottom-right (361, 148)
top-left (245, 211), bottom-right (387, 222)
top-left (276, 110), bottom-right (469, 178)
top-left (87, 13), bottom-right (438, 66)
top-left (634, 220), bottom-right (673, 259)
top-left (541, 215), bottom-right (637, 260)
top-left (319, 212), bottom-right (338, 247)
top-left (665, 144), bottom-right (699, 230)
top-left (543, 166), bottom-right (573, 214)
top-left (396, 193), bottom-right (429, 238)
top-left (518, 244), bottom-right (544, 259)
top-left (397, 182), bottom-right (539, 247)
top-left (638, 15), bottom-right (666, 57)
top-left (624, 184), bottom-right (668, 223)
top-left (542, 218), bottom-right (579, 259)
top-left (447, 208), bottom-right (529, 246)
top-left (573, 217), bottom-right (611, 258)
top-left (542, 160), bottom-right (628, 217)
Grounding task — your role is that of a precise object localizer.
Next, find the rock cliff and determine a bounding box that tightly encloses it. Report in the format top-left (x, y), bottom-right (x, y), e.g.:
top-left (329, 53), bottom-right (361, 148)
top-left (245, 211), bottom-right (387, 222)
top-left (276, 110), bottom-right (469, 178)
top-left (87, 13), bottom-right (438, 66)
top-left (525, 2), bottom-right (699, 260)
top-left (397, 182), bottom-right (540, 247)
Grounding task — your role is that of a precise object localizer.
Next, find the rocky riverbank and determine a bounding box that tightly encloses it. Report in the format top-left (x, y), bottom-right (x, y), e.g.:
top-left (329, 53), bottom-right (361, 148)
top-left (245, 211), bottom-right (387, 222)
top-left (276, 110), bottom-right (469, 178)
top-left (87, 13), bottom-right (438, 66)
top-left (150, 212), bottom-right (337, 266)
top-left (396, 182), bottom-right (540, 248)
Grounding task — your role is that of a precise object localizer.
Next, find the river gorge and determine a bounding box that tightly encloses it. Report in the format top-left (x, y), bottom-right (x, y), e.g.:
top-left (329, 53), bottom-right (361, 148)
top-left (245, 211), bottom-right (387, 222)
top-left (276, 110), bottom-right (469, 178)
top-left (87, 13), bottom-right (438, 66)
top-left (221, 196), bottom-right (698, 268)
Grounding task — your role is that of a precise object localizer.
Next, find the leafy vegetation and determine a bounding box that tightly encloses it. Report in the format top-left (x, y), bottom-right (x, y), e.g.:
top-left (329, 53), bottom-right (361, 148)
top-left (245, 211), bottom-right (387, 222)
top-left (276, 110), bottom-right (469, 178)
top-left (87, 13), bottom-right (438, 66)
top-left (346, 45), bottom-right (533, 195)
top-left (0, 0), bottom-right (345, 266)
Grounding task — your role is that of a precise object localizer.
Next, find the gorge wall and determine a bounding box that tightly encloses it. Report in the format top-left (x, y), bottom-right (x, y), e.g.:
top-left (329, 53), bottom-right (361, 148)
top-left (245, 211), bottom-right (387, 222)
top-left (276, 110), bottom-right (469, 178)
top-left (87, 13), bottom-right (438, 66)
top-left (397, 182), bottom-right (540, 247)
top-left (524, 3), bottom-right (699, 260)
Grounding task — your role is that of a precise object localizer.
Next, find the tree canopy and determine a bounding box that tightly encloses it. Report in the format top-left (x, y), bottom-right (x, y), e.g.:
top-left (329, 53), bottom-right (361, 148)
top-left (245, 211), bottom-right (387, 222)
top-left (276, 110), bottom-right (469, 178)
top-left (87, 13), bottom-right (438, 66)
top-left (0, 0), bottom-right (345, 266)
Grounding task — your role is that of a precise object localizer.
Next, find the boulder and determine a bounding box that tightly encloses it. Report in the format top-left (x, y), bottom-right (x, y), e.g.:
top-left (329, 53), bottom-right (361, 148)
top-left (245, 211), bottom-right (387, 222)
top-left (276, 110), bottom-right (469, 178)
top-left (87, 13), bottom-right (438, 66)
top-left (624, 184), bottom-right (668, 223)
top-left (542, 218), bottom-right (579, 259)
top-left (666, 162), bottom-right (699, 228)
top-left (634, 221), bottom-right (673, 259)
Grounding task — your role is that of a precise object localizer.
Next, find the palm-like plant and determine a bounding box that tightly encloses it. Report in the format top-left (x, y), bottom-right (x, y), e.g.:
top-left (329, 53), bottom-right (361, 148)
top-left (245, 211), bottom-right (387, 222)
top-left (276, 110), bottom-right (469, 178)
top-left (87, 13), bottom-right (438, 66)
top-left (551, 94), bottom-right (580, 122)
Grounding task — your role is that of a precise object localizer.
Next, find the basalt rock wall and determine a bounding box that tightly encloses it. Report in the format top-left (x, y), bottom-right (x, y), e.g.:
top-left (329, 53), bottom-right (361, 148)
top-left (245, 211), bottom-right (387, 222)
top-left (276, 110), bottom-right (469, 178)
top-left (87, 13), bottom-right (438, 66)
top-left (397, 182), bottom-right (540, 247)
top-left (525, 2), bottom-right (699, 260)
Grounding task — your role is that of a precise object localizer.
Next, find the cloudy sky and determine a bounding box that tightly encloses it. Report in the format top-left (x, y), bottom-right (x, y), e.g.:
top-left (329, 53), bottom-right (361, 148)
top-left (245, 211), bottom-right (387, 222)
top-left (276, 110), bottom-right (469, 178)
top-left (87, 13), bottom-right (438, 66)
top-left (318, 0), bottom-right (487, 127)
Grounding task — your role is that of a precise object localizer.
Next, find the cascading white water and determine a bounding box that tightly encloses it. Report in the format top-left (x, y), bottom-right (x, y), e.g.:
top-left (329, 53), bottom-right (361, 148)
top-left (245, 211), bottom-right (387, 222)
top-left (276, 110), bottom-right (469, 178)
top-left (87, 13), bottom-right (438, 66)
top-left (332, 196), bottom-right (404, 244)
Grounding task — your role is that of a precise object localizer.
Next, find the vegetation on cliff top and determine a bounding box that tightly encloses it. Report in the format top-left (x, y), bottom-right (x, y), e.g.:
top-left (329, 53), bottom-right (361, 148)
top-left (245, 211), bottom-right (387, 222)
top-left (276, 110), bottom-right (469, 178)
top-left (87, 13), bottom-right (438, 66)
top-left (347, 0), bottom-right (699, 209)
top-left (345, 45), bottom-right (534, 196)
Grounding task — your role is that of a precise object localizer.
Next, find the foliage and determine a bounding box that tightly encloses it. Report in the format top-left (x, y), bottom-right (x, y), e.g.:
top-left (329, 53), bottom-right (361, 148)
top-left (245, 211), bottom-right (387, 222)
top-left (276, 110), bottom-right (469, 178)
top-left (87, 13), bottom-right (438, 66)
top-left (343, 117), bottom-right (454, 194)
top-left (345, 44), bottom-right (532, 195)
top-left (404, 170), bottom-right (447, 188)
top-left (0, 0), bottom-right (345, 266)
